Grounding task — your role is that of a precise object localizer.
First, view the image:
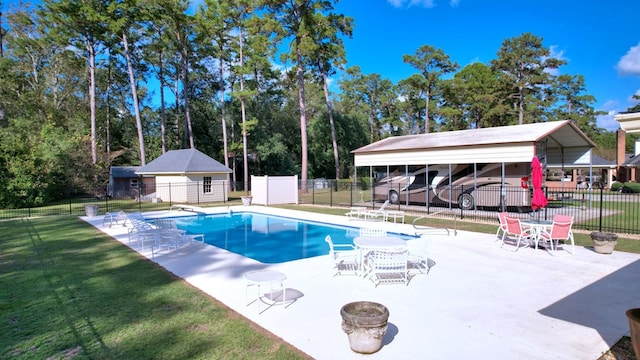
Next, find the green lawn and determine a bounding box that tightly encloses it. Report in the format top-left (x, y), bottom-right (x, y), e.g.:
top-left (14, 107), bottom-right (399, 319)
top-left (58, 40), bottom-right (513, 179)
top-left (0, 216), bottom-right (310, 360)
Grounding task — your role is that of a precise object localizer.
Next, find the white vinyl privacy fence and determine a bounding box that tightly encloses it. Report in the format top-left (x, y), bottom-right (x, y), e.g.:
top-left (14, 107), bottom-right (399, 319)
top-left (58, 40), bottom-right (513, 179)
top-left (251, 175), bottom-right (299, 205)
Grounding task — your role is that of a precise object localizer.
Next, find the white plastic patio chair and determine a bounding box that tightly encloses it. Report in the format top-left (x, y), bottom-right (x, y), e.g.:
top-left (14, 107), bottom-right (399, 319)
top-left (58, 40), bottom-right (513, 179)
top-left (359, 227), bottom-right (387, 238)
top-left (364, 246), bottom-right (409, 287)
top-left (407, 238), bottom-right (430, 274)
top-left (324, 235), bottom-right (359, 276)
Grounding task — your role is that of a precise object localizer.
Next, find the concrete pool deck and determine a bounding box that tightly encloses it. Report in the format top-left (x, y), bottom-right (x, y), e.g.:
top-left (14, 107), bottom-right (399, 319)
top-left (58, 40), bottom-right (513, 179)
top-left (84, 206), bottom-right (640, 360)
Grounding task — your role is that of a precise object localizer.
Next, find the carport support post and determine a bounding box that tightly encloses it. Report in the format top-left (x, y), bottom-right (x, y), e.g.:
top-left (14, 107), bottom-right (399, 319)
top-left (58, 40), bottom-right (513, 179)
top-left (500, 162), bottom-right (506, 212)
top-left (425, 164), bottom-right (429, 212)
top-left (369, 166), bottom-right (373, 207)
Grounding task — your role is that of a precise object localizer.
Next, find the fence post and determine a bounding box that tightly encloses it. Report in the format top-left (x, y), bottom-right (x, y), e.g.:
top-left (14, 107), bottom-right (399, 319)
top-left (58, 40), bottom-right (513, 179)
top-left (599, 186), bottom-right (604, 232)
top-left (349, 180), bottom-right (356, 207)
top-left (330, 180), bottom-right (333, 207)
top-left (459, 185), bottom-right (464, 220)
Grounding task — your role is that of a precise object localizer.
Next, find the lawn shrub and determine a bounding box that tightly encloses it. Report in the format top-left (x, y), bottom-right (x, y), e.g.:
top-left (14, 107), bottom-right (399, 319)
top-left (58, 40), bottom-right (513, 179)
top-left (622, 182), bottom-right (640, 193)
top-left (610, 182), bottom-right (624, 191)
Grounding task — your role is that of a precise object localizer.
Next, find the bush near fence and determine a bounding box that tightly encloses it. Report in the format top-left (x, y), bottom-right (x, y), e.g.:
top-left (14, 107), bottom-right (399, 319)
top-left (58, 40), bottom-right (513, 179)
top-left (611, 181), bottom-right (640, 193)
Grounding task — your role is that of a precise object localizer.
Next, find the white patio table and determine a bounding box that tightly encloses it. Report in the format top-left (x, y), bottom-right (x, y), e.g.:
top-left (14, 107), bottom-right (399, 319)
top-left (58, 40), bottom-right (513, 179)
top-left (521, 219), bottom-right (553, 250)
top-left (244, 270), bottom-right (287, 314)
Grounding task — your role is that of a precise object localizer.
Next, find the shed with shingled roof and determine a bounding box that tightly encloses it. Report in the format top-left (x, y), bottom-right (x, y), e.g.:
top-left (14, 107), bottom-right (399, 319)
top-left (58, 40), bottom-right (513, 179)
top-left (136, 148), bottom-right (232, 203)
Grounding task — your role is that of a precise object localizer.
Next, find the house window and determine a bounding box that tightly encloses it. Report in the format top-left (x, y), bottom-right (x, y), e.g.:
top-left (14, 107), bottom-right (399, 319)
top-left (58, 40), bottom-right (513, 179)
top-left (130, 178), bottom-right (139, 188)
top-left (203, 176), bottom-right (212, 193)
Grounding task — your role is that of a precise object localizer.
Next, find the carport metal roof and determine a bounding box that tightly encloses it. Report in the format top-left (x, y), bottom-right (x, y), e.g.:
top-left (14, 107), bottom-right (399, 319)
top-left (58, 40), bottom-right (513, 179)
top-left (615, 112), bottom-right (640, 133)
top-left (352, 120), bottom-right (596, 167)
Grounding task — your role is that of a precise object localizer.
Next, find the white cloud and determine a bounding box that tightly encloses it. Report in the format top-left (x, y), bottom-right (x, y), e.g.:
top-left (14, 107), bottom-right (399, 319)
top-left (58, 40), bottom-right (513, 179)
top-left (596, 110), bottom-right (620, 131)
top-left (450, 0), bottom-right (460, 6)
top-left (616, 42), bottom-right (640, 76)
top-left (409, 0), bottom-right (436, 7)
top-left (542, 45), bottom-right (567, 76)
top-left (387, 0), bottom-right (437, 8)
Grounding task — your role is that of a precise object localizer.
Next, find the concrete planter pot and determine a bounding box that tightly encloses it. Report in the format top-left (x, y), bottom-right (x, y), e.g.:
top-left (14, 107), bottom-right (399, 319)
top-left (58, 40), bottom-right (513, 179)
top-left (590, 232), bottom-right (618, 254)
top-left (240, 196), bottom-right (252, 206)
top-left (340, 301), bottom-right (389, 354)
top-left (626, 308), bottom-right (640, 359)
top-left (84, 204), bottom-right (99, 217)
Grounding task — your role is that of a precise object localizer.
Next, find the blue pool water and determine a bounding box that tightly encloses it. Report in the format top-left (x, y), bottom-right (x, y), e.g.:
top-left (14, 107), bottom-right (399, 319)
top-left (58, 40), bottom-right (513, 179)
top-left (157, 212), bottom-right (415, 263)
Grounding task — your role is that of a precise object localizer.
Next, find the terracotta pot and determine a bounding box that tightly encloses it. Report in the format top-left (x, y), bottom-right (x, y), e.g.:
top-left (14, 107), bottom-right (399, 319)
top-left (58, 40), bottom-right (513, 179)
top-left (627, 308), bottom-right (640, 359)
top-left (340, 301), bottom-right (389, 354)
top-left (590, 232), bottom-right (618, 254)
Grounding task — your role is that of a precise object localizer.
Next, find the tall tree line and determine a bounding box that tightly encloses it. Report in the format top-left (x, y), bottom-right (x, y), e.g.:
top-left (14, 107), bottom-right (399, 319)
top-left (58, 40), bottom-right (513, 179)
top-left (0, 1), bottom-right (618, 208)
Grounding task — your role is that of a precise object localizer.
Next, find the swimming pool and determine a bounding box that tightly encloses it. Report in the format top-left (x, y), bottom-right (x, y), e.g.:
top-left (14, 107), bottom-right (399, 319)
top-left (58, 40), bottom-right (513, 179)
top-left (157, 212), bottom-right (415, 263)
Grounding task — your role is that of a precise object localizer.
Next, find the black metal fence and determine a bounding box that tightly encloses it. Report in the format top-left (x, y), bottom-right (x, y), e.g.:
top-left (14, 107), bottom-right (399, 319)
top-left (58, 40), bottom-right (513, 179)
top-left (0, 181), bottom-right (235, 221)
top-left (3, 178), bottom-right (640, 235)
top-left (299, 179), bottom-right (640, 235)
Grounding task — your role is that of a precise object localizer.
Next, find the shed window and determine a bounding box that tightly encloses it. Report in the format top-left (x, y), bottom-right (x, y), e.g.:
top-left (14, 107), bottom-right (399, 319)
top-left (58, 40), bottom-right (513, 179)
top-left (203, 177), bottom-right (212, 193)
top-left (130, 178), bottom-right (139, 188)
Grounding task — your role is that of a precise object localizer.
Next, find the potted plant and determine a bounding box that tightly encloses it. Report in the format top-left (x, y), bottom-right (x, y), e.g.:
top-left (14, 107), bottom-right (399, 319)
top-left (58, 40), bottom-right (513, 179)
top-left (590, 231), bottom-right (618, 254)
top-left (340, 301), bottom-right (389, 354)
top-left (627, 308), bottom-right (640, 359)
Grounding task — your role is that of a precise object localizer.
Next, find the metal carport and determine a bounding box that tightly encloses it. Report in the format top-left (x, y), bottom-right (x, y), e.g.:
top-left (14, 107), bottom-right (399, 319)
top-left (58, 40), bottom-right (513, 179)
top-left (351, 120), bottom-right (597, 209)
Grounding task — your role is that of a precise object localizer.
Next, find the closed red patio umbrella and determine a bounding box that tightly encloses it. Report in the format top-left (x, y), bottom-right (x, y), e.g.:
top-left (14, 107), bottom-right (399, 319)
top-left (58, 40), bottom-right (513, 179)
top-left (531, 156), bottom-right (548, 212)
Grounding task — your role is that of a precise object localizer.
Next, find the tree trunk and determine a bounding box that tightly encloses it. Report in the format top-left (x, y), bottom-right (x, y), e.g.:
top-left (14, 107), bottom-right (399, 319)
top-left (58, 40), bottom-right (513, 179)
top-left (518, 86), bottom-right (525, 125)
top-left (322, 71), bottom-right (340, 181)
top-left (424, 87), bottom-right (430, 134)
top-left (105, 57), bottom-right (111, 160)
top-left (238, 28), bottom-right (249, 195)
top-left (122, 32), bottom-right (146, 165)
top-left (219, 56), bottom-right (230, 190)
top-left (182, 52), bottom-right (194, 149)
top-left (296, 37), bottom-right (308, 194)
top-left (159, 50), bottom-right (167, 154)
top-left (88, 43), bottom-right (97, 164)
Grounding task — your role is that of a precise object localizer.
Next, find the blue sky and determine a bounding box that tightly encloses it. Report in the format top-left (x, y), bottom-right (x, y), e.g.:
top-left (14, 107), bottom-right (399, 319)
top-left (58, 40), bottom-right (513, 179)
top-left (333, 0), bottom-right (640, 131)
top-left (2, 0), bottom-right (639, 132)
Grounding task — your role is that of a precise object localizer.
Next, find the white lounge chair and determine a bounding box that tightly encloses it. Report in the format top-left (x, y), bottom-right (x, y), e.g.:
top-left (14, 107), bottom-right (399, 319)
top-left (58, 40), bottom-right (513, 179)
top-left (365, 200), bottom-right (390, 221)
top-left (125, 213), bottom-right (159, 250)
top-left (324, 235), bottom-right (359, 276)
top-left (152, 219), bottom-right (205, 257)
